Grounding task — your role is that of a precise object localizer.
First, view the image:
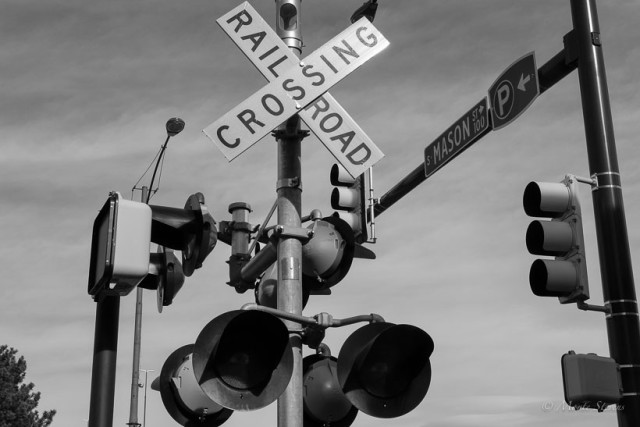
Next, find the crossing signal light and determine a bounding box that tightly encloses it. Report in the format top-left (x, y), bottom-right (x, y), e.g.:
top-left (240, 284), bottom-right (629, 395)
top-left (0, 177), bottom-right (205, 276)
top-left (303, 354), bottom-right (358, 427)
top-left (255, 216), bottom-right (360, 301)
top-left (155, 344), bottom-right (233, 426)
top-left (138, 246), bottom-right (185, 312)
top-left (191, 310), bottom-right (293, 411)
top-left (255, 262), bottom-right (310, 308)
top-left (302, 216), bottom-right (356, 291)
top-left (523, 175), bottom-right (589, 303)
top-left (337, 322), bottom-right (434, 418)
top-left (88, 191), bottom-right (152, 296)
top-left (150, 192), bottom-right (218, 277)
top-left (330, 164), bottom-right (368, 244)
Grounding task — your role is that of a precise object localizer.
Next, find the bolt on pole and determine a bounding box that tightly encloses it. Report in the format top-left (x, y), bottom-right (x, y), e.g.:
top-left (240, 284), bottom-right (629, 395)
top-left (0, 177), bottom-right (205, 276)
top-left (570, 0), bottom-right (640, 425)
top-left (274, 1), bottom-right (305, 427)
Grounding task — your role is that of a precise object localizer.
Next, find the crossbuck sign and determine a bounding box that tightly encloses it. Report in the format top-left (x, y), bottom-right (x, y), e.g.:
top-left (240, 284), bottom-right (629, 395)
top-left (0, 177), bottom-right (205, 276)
top-left (204, 2), bottom-right (388, 178)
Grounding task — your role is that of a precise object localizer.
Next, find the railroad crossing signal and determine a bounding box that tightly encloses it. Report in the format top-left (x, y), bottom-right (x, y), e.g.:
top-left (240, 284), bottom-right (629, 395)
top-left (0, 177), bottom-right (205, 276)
top-left (302, 354), bottom-right (359, 427)
top-left (205, 1), bottom-right (387, 178)
top-left (168, 311), bottom-right (434, 421)
top-left (523, 175), bottom-right (589, 303)
top-left (192, 310), bottom-right (294, 411)
top-left (337, 322), bottom-right (434, 418)
top-left (154, 344), bottom-right (233, 427)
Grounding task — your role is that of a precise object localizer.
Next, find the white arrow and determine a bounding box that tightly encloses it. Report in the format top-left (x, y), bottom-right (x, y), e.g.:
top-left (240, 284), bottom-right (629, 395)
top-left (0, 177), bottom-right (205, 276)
top-left (518, 74), bottom-right (531, 91)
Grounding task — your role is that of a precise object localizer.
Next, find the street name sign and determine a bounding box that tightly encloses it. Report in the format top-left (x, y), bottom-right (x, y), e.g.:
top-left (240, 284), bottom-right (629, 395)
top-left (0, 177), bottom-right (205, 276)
top-left (488, 51), bottom-right (539, 130)
top-left (423, 97), bottom-right (490, 178)
top-left (205, 2), bottom-right (388, 177)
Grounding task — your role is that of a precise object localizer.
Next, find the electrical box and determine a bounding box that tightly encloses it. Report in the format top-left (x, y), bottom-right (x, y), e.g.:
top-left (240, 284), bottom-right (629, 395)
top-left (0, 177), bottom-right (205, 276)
top-left (561, 350), bottom-right (621, 411)
top-left (88, 191), bottom-right (151, 296)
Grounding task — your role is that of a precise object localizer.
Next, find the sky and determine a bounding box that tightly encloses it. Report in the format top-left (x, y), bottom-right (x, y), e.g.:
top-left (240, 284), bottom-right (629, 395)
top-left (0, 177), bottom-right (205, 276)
top-left (1, 1), bottom-right (640, 427)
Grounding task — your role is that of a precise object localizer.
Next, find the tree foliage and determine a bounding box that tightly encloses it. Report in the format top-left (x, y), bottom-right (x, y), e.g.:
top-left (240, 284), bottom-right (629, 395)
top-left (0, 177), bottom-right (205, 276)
top-left (0, 345), bottom-right (56, 427)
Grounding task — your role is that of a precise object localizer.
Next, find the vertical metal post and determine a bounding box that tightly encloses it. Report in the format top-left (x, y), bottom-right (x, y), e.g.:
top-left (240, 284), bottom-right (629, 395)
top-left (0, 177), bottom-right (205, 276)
top-left (88, 294), bottom-right (120, 427)
top-left (127, 186), bottom-right (148, 427)
top-left (570, 0), bottom-right (640, 424)
top-left (275, 1), bottom-right (304, 427)
top-left (140, 369), bottom-right (154, 427)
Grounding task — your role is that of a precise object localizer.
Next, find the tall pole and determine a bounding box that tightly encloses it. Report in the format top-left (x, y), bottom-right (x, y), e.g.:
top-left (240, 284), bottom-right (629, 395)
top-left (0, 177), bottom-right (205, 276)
top-left (570, 0), bottom-right (640, 424)
top-left (140, 369), bottom-right (154, 427)
top-left (274, 1), bottom-right (305, 427)
top-left (88, 294), bottom-right (120, 427)
top-left (127, 186), bottom-right (148, 427)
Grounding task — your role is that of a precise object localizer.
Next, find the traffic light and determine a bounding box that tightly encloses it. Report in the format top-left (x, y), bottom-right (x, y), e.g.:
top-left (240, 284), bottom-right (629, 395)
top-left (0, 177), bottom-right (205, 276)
top-left (303, 354), bottom-right (358, 427)
top-left (88, 191), bottom-right (152, 296)
top-left (191, 310), bottom-right (293, 411)
top-left (155, 344), bottom-right (233, 426)
top-left (523, 175), bottom-right (589, 303)
top-left (337, 322), bottom-right (434, 418)
top-left (138, 246), bottom-right (185, 312)
top-left (330, 164), bottom-right (369, 244)
top-left (150, 192), bottom-right (218, 277)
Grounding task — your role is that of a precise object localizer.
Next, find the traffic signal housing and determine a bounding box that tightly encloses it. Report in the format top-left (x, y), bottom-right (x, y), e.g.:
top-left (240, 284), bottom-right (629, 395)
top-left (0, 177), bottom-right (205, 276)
top-left (523, 175), bottom-right (589, 304)
top-left (561, 351), bottom-right (622, 411)
top-left (155, 344), bottom-right (233, 426)
top-left (337, 322), bottom-right (434, 418)
top-left (88, 192), bottom-right (217, 297)
top-left (192, 310), bottom-right (293, 411)
top-left (150, 192), bottom-right (217, 277)
top-left (303, 354), bottom-right (358, 427)
top-left (88, 191), bottom-right (152, 296)
top-left (302, 216), bottom-right (356, 291)
top-left (330, 164), bottom-right (368, 244)
top-left (138, 246), bottom-right (185, 312)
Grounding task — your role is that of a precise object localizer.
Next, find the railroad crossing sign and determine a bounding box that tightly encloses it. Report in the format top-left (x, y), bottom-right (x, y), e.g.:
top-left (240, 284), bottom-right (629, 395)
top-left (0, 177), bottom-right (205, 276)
top-left (424, 97), bottom-right (490, 178)
top-left (205, 2), bottom-right (388, 178)
top-left (488, 51), bottom-right (539, 130)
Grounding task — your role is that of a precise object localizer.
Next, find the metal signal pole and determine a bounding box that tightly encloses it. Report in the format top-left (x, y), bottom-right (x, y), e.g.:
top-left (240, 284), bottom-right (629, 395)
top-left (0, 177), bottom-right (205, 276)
top-left (88, 294), bottom-right (120, 427)
top-left (570, 0), bottom-right (640, 424)
top-left (274, 1), bottom-right (305, 426)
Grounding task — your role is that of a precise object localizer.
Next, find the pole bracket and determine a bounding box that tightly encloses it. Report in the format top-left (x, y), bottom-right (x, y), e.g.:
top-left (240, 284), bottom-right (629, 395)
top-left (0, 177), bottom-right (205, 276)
top-left (276, 177), bottom-right (302, 191)
top-left (589, 172), bottom-right (622, 191)
top-left (273, 224), bottom-right (313, 242)
top-left (577, 301), bottom-right (610, 314)
top-left (240, 303), bottom-right (385, 330)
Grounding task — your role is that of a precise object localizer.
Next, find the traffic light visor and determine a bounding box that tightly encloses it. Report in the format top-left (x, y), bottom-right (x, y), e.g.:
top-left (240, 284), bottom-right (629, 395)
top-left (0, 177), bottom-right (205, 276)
top-left (303, 355), bottom-right (358, 427)
top-left (526, 220), bottom-right (573, 256)
top-left (530, 259), bottom-right (577, 297)
top-left (338, 322), bottom-right (434, 418)
top-left (192, 310), bottom-right (293, 411)
top-left (523, 181), bottom-right (571, 218)
top-left (157, 344), bottom-right (233, 427)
